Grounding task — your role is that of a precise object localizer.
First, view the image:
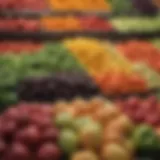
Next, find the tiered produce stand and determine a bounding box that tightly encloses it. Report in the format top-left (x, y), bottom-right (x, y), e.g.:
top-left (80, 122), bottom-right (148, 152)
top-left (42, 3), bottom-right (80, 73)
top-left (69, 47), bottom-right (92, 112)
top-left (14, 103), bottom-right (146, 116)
top-left (1, 0), bottom-right (160, 160)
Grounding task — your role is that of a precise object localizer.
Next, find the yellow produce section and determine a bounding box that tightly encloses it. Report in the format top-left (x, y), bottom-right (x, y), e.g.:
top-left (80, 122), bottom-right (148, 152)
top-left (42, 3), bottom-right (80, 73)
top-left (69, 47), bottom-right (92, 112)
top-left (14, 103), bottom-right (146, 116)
top-left (48, 0), bottom-right (111, 11)
top-left (63, 37), bottom-right (133, 76)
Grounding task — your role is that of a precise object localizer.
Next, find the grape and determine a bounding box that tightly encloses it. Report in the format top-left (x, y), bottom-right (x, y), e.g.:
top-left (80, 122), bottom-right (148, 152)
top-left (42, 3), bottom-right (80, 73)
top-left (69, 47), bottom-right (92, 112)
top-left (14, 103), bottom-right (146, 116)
top-left (18, 72), bottom-right (100, 102)
top-left (9, 143), bottom-right (30, 160)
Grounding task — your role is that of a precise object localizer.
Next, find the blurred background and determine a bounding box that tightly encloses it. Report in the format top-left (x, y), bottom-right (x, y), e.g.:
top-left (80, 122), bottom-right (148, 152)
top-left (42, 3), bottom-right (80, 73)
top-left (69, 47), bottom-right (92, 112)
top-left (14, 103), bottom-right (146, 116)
top-left (0, 1), bottom-right (160, 160)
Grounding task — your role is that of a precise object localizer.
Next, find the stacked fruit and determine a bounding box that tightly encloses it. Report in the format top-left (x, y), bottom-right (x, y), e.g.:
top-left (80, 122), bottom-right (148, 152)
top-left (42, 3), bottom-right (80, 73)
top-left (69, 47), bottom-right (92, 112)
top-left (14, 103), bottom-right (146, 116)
top-left (116, 96), bottom-right (160, 150)
top-left (18, 72), bottom-right (100, 102)
top-left (0, 43), bottom-right (85, 107)
top-left (0, 41), bottom-right (43, 54)
top-left (0, 0), bottom-right (48, 10)
top-left (116, 96), bottom-right (160, 128)
top-left (54, 97), bottom-right (135, 160)
top-left (41, 16), bottom-right (114, 31)
top-left (0, 19), bottom-right (40, 32)
top-left (117, 40), bottom-right (160, 73)
top-left (0, 103), bottom-right (61, 160)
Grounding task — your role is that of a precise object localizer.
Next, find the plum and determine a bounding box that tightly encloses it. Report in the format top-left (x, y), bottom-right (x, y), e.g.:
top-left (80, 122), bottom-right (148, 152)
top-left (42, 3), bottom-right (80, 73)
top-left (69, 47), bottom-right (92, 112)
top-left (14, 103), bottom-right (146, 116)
top-left (1, 120), bottom-right (17, 136)
top-left (42, 128), bottom-right (59, 142)
top-left (37, 143), bottom-right (61, 160)
top-left (0, 139), bottom-right (6, 156)
top-left (9, 142), bottom-right (30, 160)
top-left (125, 97), bottom-right (140, 109)
top-left (15, 125), bottom-right (41, 145)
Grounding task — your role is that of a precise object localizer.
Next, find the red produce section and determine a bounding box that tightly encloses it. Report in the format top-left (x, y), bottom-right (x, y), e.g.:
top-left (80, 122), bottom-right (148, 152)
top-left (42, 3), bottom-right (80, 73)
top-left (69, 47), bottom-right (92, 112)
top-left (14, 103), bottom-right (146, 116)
top-left (0, 41), bottom-right (43, 54)
top-left (0, 19), bottom-right (40, 32)
top-left (117, 40), bottom-right (160, 73)
top-left (116, 96), bottom-right (160, 130)
top-left (0, 0), bottom-right (49, 10)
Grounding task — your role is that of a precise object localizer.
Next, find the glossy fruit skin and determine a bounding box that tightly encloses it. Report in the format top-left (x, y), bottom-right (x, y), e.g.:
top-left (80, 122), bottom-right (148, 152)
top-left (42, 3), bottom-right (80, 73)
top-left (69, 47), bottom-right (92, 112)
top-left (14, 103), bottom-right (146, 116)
top-left (0, 104), bottom-right (61, 160)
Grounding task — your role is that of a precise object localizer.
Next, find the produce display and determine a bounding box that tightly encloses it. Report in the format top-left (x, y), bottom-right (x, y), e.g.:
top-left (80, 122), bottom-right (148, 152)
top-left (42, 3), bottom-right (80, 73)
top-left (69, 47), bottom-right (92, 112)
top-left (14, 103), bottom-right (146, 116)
top-left (1, 38), bottom-right (160, 106)
top-left (0, 42), bottom-right (85, 106)
top-left (0, 41), bottom-right (43, 54)
top-left (41, 16), bottom-right (114, 31)
top-left (111, 17), bottom-right (160, 33)
top-left (1, 97), bottom-right (160, 160)
top-left (0, 0), bottom-right (49, 10)
top-left (131, 0), bottom-right (158, 15)
top-left (0, 103), bottom-right (61, 160)
top-left (0, 19), bottom-right (40, 32)
top-left (109, 0), bottom-right (136, 14)
top-left (117, 40), bottom-right (160, 73)
top-left (18, 73), bottom-right (101, 102)
top-left (54, 97), bottom-right (135, 160)
top-left (48, 0), bottom-right (111, 11)
top-left (116, 96), bottom-right (160, 127)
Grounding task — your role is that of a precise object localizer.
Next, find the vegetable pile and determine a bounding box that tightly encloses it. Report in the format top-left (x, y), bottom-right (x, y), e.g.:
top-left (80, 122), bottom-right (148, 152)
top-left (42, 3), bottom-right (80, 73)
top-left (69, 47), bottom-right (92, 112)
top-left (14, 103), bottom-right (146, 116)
top-left (0, 42), bottom-right (85, 106)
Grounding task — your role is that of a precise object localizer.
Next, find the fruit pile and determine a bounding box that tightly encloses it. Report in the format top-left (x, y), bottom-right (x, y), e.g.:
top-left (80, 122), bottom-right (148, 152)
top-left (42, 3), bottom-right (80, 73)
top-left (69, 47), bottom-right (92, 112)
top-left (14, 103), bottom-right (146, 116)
top-left (0, 19), bottom-right (40, 32)
top-left (1, 96), bottom-right (160, 160)
top-left (0, 0), bottom-right (48, 10)
top-left (41, 16), bottom-right (114, 31)
top-left (18, 72), bottom-right (100, 102)
top-left (117, 40), bottom-right (160, 73)
top-left (0, 103), bottom-right (62, 160)
top-left (0, 41), bottom-right (43, 54)
top-left (54, 97), bottom-right (135, 160)
top-left (117, 96), bottom-right (160, 128)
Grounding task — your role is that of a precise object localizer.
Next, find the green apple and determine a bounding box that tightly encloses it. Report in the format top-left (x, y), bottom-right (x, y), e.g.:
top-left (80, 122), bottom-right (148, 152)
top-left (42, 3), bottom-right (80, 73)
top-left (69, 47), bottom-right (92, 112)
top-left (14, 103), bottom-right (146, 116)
top-left (59, 129), bottom-right (79, 154)
top-left (55, 112), bottom-right (74, 128)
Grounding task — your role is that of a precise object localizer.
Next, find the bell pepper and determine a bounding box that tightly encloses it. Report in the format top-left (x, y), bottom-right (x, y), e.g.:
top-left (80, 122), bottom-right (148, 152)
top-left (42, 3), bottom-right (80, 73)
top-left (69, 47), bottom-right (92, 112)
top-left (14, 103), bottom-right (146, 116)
top-left (133, 124), bottom-right (160, 150)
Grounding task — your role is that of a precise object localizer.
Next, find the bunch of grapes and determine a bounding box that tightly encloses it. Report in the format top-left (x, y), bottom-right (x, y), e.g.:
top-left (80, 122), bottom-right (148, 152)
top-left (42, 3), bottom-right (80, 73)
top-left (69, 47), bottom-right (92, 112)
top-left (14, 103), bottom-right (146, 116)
top-left (17, 72), bottom-right (101, 102)
top-left (0, 103), bottom-right (61, 160)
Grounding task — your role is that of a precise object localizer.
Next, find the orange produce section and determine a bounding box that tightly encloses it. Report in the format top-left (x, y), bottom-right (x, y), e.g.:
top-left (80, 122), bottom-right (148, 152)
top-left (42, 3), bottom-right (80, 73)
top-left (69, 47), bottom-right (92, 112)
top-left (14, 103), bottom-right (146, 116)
top-left (117, 40), bottom-right (160, 73)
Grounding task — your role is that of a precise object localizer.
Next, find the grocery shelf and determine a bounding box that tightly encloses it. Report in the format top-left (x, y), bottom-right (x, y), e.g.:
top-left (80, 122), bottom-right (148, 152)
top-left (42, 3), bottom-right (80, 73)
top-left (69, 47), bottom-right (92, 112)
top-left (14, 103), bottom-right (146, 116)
top-left (0, 9), bottom-right (159, 18)
top-left (0, 30), bottom-right (160, 41)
